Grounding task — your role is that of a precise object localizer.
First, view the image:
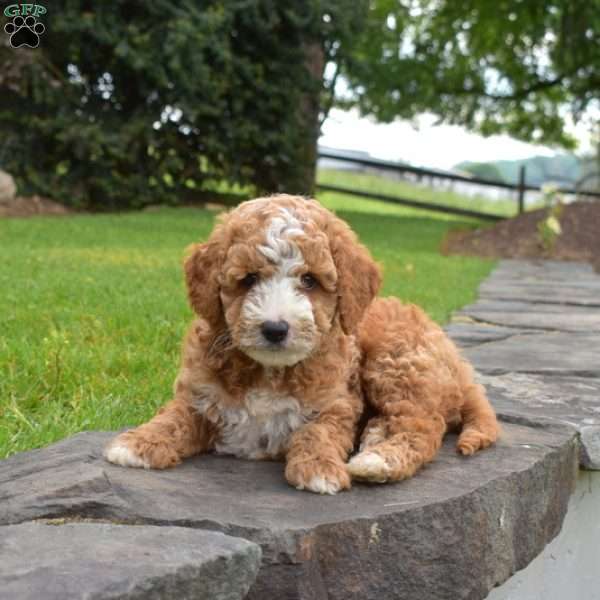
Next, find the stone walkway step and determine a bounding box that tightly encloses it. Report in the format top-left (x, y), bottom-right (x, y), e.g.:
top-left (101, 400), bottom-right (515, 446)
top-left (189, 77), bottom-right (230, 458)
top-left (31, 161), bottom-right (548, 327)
top-left (0, 425), bottom-right (578, 600)
top-left (0, 522), bottom-right (261, 600)
top-left (450, 259), bottom-right (600, 470)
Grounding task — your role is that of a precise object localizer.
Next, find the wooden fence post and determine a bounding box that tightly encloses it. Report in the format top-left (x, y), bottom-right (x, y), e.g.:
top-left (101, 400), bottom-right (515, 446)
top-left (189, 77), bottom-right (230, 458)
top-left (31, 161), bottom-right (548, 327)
top-left (518, 166), bottom-right (526, 214)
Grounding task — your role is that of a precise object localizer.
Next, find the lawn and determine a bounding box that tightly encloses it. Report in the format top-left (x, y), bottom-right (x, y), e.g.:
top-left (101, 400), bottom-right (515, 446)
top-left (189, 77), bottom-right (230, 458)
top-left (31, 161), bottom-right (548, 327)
top-left (0, 193), bottom-right (495, 458)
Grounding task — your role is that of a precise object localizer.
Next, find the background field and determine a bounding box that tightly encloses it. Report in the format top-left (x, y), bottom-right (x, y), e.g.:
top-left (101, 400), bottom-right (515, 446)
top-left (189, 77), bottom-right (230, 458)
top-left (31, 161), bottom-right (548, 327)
top-left (0, 189), bottom-right (495, 458)
top-left (317, 168), bottom-right (521, 217)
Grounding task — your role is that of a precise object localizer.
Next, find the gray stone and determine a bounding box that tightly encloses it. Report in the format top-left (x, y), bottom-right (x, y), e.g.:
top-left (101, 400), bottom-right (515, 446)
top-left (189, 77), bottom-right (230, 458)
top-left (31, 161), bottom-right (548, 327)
top-left (474, 259), bottom-right (600, 315)
top-left (579, 427), bottom-right (600, 470)
top-left (463, 332), bottom-right (600, 377)
top-left (479, 282), bottom-right (600, 307)
top-left (475, 373), bottom-right (600, 469)
top-left (487, 472), bottom-right (600, 600)
top-left (479, 373), bottom-right (600, 427)
top-left (459, 300), bottom-right (600, 332)
top-left (444, 321), bottom-right (535, 347)
top-left (0, 521), bottom-right (261, 600)
top-left (0, 169), bottom-right (16, 205)
top-left (0, 426), bottom-right (579, 600)
top-left (451, 259), bottom-right (600, 471)
top-left (488, 259), bottom-right (597, 282)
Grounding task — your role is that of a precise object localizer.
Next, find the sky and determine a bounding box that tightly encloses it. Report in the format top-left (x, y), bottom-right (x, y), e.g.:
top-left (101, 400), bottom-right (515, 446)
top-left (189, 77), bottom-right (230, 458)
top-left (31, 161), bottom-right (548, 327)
top-left (319, 108), bottom-right (592, 171)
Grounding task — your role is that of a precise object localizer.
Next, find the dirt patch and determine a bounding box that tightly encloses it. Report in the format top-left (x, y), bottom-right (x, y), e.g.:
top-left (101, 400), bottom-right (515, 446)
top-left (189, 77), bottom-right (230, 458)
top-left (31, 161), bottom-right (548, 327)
top-left (0, 195), bottom-right (72, 218)
top-left (443, 200), bottom-right (600, 271)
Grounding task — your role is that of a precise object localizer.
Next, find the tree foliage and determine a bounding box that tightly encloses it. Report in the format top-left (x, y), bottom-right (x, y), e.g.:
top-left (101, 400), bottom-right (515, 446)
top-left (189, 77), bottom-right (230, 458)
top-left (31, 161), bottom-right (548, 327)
top-left (0, 0), bottom-right (364, 208)
top-left (340, 0), bottom-right (600, 149)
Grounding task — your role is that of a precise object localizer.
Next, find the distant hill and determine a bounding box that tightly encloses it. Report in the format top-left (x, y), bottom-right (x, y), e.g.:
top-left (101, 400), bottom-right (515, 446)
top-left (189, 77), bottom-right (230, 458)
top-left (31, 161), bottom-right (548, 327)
top-left (454, 154), bottom-right (582, 187)
top-left (454, 162), bottom-right (505, 183)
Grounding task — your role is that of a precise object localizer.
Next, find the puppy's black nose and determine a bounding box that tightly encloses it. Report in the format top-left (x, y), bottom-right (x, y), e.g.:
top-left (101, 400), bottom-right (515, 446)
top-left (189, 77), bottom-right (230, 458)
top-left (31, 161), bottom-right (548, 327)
top-left (261, 320), bottom-right (289, 344)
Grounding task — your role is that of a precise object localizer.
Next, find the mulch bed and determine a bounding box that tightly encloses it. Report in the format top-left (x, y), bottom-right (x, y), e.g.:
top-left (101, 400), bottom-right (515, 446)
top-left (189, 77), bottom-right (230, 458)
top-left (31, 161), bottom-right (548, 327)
top-left (0, 188), bottom-right (245, 219)
top-left (0, 195), bottom-right (72, 218)
top-left (443, 200), bottom-right (600, 271)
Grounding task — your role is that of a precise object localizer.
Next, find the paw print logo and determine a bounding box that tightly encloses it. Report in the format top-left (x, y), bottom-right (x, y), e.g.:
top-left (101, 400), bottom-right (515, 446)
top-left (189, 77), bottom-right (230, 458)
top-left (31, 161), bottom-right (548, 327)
top-left (4, 15), bottom-right (45, 48)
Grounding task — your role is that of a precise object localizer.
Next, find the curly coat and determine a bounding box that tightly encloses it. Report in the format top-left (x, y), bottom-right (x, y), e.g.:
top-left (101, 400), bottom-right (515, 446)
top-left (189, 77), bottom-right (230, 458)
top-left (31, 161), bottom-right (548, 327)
top-left (104, 195), bottom-right (498, 494)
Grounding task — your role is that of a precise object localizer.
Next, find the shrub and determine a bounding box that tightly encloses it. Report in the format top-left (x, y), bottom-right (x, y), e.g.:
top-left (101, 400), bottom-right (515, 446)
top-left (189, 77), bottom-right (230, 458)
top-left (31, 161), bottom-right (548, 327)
top-left (0, 1), bottom-right (364, 208)
top-left (537, 183), bottom-right (564, 251)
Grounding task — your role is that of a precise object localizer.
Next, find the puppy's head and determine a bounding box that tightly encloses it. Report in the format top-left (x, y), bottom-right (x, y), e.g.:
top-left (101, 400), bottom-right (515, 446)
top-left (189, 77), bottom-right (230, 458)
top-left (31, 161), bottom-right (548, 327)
top-left (185, 195), bottom-right (381, 367)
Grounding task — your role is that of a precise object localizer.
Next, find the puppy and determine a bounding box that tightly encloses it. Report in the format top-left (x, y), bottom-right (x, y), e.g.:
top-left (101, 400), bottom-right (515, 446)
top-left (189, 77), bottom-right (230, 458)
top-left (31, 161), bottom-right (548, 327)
top-left (104, 195), bottom-right (498, 494)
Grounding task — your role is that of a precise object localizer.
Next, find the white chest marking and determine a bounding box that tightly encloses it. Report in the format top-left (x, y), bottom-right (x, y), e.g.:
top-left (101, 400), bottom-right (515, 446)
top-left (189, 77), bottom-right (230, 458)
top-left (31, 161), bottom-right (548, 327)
top-left (195, 387), bottom-right (311, 459)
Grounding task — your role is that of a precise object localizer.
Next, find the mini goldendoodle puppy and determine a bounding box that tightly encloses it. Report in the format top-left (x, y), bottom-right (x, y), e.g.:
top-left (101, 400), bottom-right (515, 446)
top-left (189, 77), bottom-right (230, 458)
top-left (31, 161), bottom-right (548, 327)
top-left (104, 195), bottom-right (498, 494)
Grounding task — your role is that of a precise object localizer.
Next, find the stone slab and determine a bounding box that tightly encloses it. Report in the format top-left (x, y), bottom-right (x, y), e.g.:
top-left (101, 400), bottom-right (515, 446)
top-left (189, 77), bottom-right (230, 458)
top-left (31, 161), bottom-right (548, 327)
top-left (461, 330), bottom-right (600, 467)
top-left (579, 428), bottom-right (600, 470)
top-left (488, 260), bottom-right (598, 283)
top-left (462, 332), bottom-right (600, 377)
top-left (477, 373), bottom-right (600, 469)
top-left (0, 522), bottom-right (261, 600)
top-left (450, 259), bottom-right (600, 471)
top-left (480, 373), bottom-right (600, 427)
top-left (478, 282), bottom-right (600, 307)
top-left (444, 322), bottom-right (535, 348)
top-left (0, 427), bottom-right (578, 600)
top-left (459, 300), bottom-right (600, 332)
top-left (487, 472), bottom-right (600, 600)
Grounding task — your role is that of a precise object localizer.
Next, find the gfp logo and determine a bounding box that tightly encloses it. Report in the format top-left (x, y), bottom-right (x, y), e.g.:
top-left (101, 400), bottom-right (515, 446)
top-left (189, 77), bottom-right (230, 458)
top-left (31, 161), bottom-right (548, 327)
top-left (3, 4), bottom-right (47, 48)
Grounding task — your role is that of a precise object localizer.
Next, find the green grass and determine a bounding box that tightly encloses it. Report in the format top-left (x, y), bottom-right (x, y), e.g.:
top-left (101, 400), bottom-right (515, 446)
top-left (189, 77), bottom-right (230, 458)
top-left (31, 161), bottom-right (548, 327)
top-left (318, 168), bottom-right (520, 218)
top-left (0, 194), bottom-right (495, 459)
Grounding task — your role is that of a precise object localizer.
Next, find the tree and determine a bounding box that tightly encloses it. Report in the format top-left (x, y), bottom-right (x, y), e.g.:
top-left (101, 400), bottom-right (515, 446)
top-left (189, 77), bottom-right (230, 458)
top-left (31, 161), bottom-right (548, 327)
top-left (0, 1), bottom-right (364, 208)
top-left (339, 0), bottom-right (600, 150)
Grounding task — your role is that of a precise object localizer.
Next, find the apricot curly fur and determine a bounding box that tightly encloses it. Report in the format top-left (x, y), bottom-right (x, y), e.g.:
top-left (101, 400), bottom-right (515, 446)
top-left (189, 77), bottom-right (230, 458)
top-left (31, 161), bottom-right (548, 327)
top-left (104, 194), bottom-right (499, 492)
top-left (349, 298), bottom-right (499, 482)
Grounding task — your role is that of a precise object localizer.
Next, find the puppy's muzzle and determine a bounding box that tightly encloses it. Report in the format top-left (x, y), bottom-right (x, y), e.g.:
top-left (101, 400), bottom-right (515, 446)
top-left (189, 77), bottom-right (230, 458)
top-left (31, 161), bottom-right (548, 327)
top-left (261, 320), bottom-right (289, 344)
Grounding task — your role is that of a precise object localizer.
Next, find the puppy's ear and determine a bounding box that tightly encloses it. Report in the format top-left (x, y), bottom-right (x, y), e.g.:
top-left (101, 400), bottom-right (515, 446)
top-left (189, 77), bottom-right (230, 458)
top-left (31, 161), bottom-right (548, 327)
top-left (184, 240), bottom-right (224, 328)
top-left (329, 218), bottom-right (381, 334)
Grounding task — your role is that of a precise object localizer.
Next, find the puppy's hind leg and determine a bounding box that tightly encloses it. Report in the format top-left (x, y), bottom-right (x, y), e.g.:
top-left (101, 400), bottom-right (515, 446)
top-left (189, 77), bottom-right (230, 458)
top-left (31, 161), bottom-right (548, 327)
top-left (349, 298), bottom-right (455, 483)
top-left (347, 407), bottom-right (447, 483)
top-left (456, 383), bottom-right (499, 456)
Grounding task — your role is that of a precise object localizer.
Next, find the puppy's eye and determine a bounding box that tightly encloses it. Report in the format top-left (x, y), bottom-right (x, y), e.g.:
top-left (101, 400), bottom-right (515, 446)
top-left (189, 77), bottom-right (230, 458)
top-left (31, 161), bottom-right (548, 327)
top-left (300, 273), bottom-right (318, 290)
top-left (240, 273), bottom-right (258, 288)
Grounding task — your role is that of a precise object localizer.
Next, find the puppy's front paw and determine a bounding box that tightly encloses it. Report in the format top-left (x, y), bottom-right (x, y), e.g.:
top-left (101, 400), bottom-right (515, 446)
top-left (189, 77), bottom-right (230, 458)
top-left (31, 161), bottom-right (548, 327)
top-left (285, 457), bottom-right (351, 495)
top-left (347, 451), bottom-right (391, 483)
top-left (104, 438), bottom-right (150, 469)
top-left (103, 431), bottom-right (181, 470)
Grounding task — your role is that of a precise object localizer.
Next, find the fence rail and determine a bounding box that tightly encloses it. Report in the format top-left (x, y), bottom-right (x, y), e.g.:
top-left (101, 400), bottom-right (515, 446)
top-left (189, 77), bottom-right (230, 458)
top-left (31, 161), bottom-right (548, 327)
top-left (317, 183), bottom-right (505, 221)
top-left (317, 151), bottom-right (600, 221)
